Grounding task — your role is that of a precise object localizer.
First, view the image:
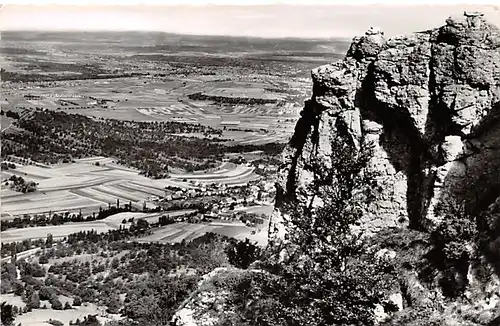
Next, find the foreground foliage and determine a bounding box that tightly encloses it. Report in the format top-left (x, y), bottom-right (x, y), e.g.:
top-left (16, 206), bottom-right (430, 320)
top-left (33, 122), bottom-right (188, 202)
top-left (214, 136), bottom-right (398, 326)
top-left (1, 231), bottom-right (242, 326)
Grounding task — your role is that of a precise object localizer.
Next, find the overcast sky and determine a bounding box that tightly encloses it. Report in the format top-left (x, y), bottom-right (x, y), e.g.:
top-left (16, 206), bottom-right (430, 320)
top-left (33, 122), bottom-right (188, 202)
top-left (1, 4), bottom-right (499, 38)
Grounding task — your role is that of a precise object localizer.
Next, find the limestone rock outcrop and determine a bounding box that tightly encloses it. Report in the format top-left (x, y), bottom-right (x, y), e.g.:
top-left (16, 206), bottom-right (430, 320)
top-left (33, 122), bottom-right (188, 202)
top-left (172, 267), bottom-right (267, 326)
top-left (272, 12), bottom-right (500, 238)
top-left (172, 268), bottom-right (232, 326)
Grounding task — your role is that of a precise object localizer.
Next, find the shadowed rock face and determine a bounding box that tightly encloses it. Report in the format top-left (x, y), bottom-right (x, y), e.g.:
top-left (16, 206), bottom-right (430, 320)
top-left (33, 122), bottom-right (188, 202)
top-left (272, 12), bottom-right (500, 238)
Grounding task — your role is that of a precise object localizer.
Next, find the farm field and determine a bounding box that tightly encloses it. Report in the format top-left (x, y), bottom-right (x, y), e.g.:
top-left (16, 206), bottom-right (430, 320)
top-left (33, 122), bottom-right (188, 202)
top-left (0, 157), bottom-right (259, 220)
top-left (1, 76), bottom-right (302, 145)
top-left (11, 302), bottom-right (121, 326)
top-left (0, 215), bottom-right (266, 245)
top-left (136, 219), bottom-right (268, 246)
top-left (0, 222), bottom-right (115, 243)
top-left (236, 204), bottom-right (274, 215)
top-left (0, 211), bottom-right (186, 243)
top-left (169, 162), bottom-right (259, 186)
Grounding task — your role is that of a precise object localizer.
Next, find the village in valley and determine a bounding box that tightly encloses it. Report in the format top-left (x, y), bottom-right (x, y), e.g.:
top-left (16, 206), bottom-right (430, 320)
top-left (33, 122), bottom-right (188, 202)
top-left (0, 27), bottom-right (332, 325)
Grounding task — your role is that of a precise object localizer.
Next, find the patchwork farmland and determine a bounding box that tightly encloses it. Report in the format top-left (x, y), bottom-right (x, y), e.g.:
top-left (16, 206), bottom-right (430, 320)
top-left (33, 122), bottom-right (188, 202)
top-left (136, 219), bottom-right (269, 246)
top-left (2, 76), bottom-right (302, 146)
top-left (0, 209), bottom-right (269, 245)
top-left (0, 157), bottom-right (259, 220)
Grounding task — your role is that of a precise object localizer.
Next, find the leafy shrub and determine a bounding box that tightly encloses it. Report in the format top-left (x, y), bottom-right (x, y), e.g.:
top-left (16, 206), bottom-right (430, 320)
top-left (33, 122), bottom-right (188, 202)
top-left (430, 212), bottom-right (478, 297)
top-left (39, 286), bottom-right (56, 301)
top-left (70, 314), bottom-right (101, 326)
top-left (218, 271), bottom-right (285, 326)
top-left (50, 297), bottom-right (63, 310)
top-left (1, 302), bottom-right (14, 325)
top-left (122, 274), bottom-right (199, 324)
top-left (105, 294), bottom-right (121, 314)
top-left (38, 254), bottom-right (49, 264)
top-left (47, 319), bottom-right (64, 326)
top-left (381, 305), bottom-right (445, 326)
top-left (20, 261), bottom-right (46, 278)
top-left (225, 238), bottom-right (261, 269)
top-left (21, 274), bottom-right (44, 290)
top-left (0, 263), bottom-right (17, 294)
top-left (73, 296), bottom-right (82, 306)
top-left (12, 280), bottom-right (25, 296)
top-left (432, 214), bottom-right (477, 261)
top-left (28, 291), bottom-right (40, 309)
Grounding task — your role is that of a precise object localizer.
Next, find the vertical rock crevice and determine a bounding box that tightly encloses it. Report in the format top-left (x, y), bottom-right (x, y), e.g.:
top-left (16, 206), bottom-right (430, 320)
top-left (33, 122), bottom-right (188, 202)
top-left (271, 12), bottom-right (500, 239)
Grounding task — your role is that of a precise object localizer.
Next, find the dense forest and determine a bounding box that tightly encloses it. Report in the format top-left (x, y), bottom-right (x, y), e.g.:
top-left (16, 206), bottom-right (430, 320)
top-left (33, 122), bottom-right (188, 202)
top-left (1, 109), bottom-right (285, 177)
top-left (1, 231), bottom-right (261, 326)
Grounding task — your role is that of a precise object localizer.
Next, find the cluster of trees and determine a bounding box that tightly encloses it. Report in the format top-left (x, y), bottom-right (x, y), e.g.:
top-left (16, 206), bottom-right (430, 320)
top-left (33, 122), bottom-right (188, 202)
top-left (1, 227), bottom-right (253, 326)
top-left (0, 237), bottom-right (48, 259)
top-left (1, 302), bottom-right (16, 326)
top-left (225, 238), bottom-right (262, 269)
top-left (238, 212), bottom-right (265, 225)
top-left (1, 217), bottom-right (149, 260)
top-left (1, 211), bottom-right (81, 231)
top-left (97, 205), bottom-right (133, 220)
top-left (65, 219), bottom-right (151, 245)
top-left (6, 175), bottom-right (37, 193)
top-left (158, 215), bottom-right (176, 226)
top-left (70, 314), bottom-right (101, 326)
top-left (1, 202), bottom-right (133, 232)
top-left (0, 162), bottom-right (16, 170)
top-left (188, 92), bottom-right (279, 105)
top-left (1, 261), bottom-right (21, 294)
top-left (429, 203), bottom-right (480, 297)
top-left (0, 109), bottom-right (20, 119)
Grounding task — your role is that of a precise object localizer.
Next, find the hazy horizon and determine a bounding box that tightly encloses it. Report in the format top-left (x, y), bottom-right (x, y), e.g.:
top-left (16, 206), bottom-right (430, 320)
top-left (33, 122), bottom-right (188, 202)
top-left (0, 29), bottom-right (353, 42)
top-left (1, 4), bottom-right (499, 39)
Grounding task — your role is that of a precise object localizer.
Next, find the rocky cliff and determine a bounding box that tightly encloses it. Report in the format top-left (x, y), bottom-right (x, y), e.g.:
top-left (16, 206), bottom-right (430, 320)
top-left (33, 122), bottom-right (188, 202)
top-left (173, 13), bottom-right (500, 326)
top-left (272, 12), bottom-right (500, 238)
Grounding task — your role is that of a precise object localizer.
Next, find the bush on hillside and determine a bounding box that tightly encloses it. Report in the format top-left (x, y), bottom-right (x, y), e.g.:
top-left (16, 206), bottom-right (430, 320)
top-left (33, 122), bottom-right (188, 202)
top-left (226, 238), bottom-right (261, 269)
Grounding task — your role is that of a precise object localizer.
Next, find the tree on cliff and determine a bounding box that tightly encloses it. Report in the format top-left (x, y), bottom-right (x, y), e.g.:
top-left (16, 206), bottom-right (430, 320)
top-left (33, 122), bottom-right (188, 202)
top-left (228, 135), bottom-right (396, 326)
top-left (276, 136), bottom-right (395, 325)
top-left (226, 238), bottom-right (262, 269)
